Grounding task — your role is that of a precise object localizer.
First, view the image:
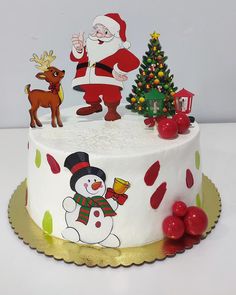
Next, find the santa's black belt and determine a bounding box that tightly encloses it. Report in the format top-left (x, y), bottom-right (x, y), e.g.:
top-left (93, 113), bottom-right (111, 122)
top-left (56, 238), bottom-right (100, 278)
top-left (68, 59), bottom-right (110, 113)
top-left (76, 62), bottom-right (113, 74)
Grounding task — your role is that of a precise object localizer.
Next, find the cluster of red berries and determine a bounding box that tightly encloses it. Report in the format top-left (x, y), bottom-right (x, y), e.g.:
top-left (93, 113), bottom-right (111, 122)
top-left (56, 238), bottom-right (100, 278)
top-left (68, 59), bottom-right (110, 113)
top-left (162, 201), bottom-right (208, 240)
top-left (158, 113), bottom-right (190, 139)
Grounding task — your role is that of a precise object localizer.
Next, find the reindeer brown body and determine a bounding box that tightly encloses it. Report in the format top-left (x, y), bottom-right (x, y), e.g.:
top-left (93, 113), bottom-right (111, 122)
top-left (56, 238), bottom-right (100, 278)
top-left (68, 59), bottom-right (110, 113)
top-left (26, 51), bottom-right (65, 128)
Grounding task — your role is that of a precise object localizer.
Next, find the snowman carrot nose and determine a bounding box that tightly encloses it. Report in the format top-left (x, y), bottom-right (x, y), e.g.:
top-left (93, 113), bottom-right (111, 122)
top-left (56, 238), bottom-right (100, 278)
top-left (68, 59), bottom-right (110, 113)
top-left (91, 181), bottom-right (102, 190)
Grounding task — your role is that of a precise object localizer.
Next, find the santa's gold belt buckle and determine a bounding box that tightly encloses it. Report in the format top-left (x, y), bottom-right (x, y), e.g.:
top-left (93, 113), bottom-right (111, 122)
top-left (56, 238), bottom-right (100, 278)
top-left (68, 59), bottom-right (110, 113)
top-left (89, 62), bottom-right (96, 68)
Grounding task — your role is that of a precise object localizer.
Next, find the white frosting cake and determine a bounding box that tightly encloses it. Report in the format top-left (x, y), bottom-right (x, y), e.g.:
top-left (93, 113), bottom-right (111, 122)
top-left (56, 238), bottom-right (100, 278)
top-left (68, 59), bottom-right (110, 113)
top-left (27, 106), bottom-right (202, 248)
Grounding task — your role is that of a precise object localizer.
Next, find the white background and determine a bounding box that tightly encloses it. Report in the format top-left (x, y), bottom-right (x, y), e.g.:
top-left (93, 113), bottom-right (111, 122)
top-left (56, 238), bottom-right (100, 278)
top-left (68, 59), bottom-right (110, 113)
top-left (0, 0), bottom-right (236, 127)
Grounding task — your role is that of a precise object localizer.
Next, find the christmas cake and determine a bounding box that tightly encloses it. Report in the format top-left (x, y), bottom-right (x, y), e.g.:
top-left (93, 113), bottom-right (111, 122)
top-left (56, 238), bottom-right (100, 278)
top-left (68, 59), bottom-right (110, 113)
top-left (26, 107), bottom-right (202, 248)
top-left (24, 13), bottom-right (206, 250)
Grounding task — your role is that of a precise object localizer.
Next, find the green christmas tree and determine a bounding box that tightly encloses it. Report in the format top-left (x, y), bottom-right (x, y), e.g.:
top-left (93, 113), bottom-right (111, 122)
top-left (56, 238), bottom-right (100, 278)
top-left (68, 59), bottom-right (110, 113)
top-left (126, 32), bottom-right (178, 117)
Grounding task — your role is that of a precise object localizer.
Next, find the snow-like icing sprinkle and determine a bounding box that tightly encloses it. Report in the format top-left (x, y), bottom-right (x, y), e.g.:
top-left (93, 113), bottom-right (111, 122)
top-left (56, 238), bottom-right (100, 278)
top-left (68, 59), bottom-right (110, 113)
top-left (30, 106), bottom-right (199, 156)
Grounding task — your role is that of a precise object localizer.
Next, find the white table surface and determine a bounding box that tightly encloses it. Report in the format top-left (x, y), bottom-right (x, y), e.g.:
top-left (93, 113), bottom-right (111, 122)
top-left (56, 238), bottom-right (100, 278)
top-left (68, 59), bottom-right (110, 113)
top-left (1, 124), bottom-right (235, 295)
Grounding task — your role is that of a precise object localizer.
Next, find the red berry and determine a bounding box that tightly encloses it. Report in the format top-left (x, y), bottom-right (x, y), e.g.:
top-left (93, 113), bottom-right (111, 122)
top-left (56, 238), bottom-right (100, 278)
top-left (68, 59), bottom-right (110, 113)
top-left (157, 118), bottom-right (178, 139)
top-left (184, 206), bottom-right (208, 236)
top-left (173, 113), bottom-right (190, 134)
top-left (162, 216), bottom-right (185, 240)
top-left (172, 201), bottom-right (188, 217)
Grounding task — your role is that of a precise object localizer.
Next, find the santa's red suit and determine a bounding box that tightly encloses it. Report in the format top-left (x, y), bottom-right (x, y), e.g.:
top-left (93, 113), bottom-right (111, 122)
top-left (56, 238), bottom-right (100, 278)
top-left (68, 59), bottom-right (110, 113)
top-left (70, 46), bottom-right (140, 104)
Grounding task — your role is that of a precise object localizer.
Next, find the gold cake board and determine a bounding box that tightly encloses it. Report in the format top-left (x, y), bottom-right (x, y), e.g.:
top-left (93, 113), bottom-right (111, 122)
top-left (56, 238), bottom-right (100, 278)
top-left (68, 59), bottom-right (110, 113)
top-left (8, 175), bottom-right (221, 267)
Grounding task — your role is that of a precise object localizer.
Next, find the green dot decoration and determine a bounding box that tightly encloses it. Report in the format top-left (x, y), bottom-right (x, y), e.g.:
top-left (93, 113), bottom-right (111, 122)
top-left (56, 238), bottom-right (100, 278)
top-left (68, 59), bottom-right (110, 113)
top-left (35, 149), bottom-right (41, 168)
top-left (195, 151), bottom-right (200, 170)
top-left (42, 211), bottom-right (53, 235)
top-left (196, 194), bottom-right (202, 208)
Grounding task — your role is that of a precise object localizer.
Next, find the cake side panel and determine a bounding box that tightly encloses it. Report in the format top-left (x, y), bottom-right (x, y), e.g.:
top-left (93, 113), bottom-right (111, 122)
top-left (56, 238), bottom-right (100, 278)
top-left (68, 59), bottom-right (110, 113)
top-left (27, 125), bottom-right (202, 248)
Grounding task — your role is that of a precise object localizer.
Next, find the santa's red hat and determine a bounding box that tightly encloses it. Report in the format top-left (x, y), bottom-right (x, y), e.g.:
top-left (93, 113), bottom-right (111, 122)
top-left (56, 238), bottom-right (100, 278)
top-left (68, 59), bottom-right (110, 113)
top-left (93, 13), bottom-right (131, 49)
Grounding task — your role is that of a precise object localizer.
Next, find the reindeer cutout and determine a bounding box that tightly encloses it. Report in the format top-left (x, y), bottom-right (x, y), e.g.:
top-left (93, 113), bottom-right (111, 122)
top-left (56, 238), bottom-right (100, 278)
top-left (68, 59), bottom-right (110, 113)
top-left (25, 50), bottom-right (65, 128)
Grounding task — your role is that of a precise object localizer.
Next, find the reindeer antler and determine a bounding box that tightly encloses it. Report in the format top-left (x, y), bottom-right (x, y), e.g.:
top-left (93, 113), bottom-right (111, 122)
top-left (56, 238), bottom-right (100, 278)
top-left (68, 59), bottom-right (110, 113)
top-left (30, 50), bottom-right (56, 71)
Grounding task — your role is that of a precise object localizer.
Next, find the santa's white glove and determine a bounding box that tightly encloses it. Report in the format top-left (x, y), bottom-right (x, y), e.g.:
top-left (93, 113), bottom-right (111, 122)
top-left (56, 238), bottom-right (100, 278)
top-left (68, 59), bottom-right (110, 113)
top-left (62, 197), bottom-right (77, 212)
top-left (72, 32), bottom-right (85, 52)
top-left (112, 69), bottom-right (128, 82)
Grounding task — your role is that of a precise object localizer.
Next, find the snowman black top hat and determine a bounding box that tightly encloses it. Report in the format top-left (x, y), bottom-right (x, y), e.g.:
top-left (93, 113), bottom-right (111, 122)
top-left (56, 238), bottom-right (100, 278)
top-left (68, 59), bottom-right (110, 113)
top-left (64, 152), bottom-right (106, 191)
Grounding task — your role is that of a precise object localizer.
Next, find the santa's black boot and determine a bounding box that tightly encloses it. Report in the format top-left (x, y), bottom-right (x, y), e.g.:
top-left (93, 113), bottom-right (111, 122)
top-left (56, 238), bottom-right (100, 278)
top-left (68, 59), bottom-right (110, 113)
top-left (76, 103), bottom-right (102, 116)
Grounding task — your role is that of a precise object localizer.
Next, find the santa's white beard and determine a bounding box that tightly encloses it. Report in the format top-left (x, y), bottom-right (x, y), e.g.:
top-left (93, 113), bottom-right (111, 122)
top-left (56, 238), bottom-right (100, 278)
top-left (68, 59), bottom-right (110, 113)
top-left (86, 36), bottom-right (123, 65)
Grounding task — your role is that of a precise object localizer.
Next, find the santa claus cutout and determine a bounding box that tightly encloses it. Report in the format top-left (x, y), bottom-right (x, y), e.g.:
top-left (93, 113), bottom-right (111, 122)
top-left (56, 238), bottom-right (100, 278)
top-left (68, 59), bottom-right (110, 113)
top-left (70, 13), bottom-right (140, 121)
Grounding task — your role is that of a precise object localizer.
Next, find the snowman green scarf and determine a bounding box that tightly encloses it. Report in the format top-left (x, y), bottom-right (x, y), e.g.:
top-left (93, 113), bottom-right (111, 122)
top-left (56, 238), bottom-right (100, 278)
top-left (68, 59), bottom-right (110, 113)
top-left (73, 193), bottom-right (117, 225)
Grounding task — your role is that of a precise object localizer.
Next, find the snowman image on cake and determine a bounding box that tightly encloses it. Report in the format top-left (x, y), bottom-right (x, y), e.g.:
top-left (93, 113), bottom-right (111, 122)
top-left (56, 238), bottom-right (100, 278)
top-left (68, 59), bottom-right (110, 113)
top-left (62, 152), bottom-right (129, 248)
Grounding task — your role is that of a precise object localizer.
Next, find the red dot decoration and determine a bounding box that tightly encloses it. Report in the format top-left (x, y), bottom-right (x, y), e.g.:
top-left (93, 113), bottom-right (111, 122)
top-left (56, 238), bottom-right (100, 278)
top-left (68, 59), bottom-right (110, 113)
top-left (95, 221), bottom-right (101, 228)
top-left (144, 160), bottom-right (160, 186)
top-left (186, 169), bottom-right (194, 188)
top-left (46, 154), bottom-right (61, 174)
top-left (150, 182), bottom-right (167, 209)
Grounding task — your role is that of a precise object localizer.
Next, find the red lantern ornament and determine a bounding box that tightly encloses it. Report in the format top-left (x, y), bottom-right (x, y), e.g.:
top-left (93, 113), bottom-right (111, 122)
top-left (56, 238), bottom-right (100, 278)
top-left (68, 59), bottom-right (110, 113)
top-left (184, 206), bottom-right (208, 236)
top-left (173, 113), bottom-right (190, 134)
top-left (173, 88), bottom-right (195, 115)
top-left (172, 201), bottom-right (188, 217)
top-left (162, 216), bottom-right (185, 240)
top-left (157, 118), bottom-right (178, 139)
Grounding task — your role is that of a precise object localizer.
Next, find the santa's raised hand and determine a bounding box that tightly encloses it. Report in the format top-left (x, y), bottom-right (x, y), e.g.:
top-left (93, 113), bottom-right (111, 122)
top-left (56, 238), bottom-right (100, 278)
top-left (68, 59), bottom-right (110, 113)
top-left (72, 32), bottom-right (85, 52)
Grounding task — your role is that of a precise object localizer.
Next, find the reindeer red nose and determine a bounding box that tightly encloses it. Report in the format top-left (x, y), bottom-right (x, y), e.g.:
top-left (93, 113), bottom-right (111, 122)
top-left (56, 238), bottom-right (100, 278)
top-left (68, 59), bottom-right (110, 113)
top-left (91, 181), bottom-right (102, 190)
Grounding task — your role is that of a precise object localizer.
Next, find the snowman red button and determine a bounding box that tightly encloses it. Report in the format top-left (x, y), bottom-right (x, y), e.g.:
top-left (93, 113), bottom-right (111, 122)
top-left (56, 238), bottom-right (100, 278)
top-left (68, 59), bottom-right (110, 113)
top-left (94, 210), bottom-right (100, 217)
top-left (95, 221), bottom-right (101, 228)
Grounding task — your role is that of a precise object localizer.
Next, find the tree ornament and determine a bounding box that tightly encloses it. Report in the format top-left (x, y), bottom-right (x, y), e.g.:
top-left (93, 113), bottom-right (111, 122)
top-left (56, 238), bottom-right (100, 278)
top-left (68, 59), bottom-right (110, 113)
top-left (172, 201), bottom-right (188, 217)
top-left (154, 79), bottom-right (160, 85)
top-left (138, 82), bottom-right (143, 87)
top-left (157, 118), bottom-right (178, 139)
top-left (147, 58), bottom-right (152, 64)
top-left (149, 73), bottom-right (154, 79)
top-left (153, 46), bottom-right (157, 51)
top-left (142, 71), bottom-right (146, 76)
top-left (157, 55), bottom-right (163, 61)
top-left (173, 113), bottom-right (190, 134)
top-left (164, 84), bottom-right (169, 90)
top-left (163, 107), bottom-right (168, 113)
top-left (170, 91), bottom-right (175, 96)
top-left (184, 207), bottom-right (208, 236)
top-left (139, 97), bottom-right (145, 103)
top-left (146, 84), bottom-right (151, 90)
top-left (162, 216), bottom-right (185, 240)
top-left (138, 106), bottom-right (143, 111)
top-left (131, 97), bottom-right (136, 103)
top-left (158, 71), bottom-right (164, 78)
top-left (160, 64), bottom-right (164, 69)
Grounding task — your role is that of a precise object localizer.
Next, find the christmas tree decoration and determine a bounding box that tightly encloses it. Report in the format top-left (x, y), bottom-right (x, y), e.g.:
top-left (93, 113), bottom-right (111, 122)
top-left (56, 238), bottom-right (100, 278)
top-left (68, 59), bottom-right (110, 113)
top-left (173, 113), bottom-right (190, 134)
top-left (184, 207), bottom-right (208, 236)
top-left (126, 32), bottom-right (177, 116)
top-left (172, 201), bottom-right (188, 217)
top-left (157, 118), bottom-right (178, 139)
top-left (162, 216), bottom-right (185, 240)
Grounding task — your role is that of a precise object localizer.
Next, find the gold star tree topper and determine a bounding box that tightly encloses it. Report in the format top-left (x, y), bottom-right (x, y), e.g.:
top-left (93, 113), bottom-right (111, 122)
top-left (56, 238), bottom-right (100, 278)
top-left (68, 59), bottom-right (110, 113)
top-left (151, 32), bottom-right (160, 40)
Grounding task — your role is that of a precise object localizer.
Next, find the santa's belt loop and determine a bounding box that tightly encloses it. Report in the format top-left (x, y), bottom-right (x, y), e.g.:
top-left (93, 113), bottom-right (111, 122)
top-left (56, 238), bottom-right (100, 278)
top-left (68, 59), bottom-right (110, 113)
top-left (76, 62), bottom-right (113, 74)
